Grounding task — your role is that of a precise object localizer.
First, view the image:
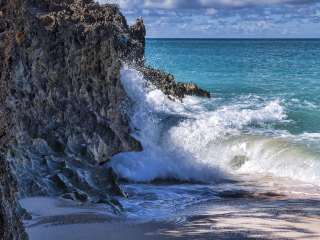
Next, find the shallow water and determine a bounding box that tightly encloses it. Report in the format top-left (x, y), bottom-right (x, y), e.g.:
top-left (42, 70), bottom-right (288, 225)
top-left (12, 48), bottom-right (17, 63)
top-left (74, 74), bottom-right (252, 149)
top-left (108, 39), bottom-right (320, 218)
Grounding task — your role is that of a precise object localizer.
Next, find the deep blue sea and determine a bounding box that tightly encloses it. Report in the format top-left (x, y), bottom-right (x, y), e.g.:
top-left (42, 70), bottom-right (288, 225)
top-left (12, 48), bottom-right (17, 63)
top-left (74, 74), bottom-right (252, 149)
top-left (146, 39), bottom-right (320, 137)
top-left (110, 39), bottom-right (320, 217)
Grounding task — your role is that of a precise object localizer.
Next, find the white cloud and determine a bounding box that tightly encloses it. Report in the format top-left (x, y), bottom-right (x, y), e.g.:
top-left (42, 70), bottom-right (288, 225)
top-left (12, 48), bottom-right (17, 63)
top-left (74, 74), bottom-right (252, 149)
top-left (157, 10), bottom-right (166, 15)
top-left (178, 23), bottom-right (187, 29)
top-left (142, 9), bottom-right (150, 15)
top-left (97, 0), bottom-right (320, 10)
top-left (95, 0), bottom-right (320, 38)
top-left (205, 8), bottom-right (218, 15)
top-left (193, 25), bottom-right (212, 31)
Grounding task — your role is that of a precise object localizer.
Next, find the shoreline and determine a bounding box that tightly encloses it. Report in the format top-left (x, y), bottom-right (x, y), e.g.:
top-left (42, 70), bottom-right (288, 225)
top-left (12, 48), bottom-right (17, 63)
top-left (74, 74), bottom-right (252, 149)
top-left (21, 191), bottom-right (320, 240)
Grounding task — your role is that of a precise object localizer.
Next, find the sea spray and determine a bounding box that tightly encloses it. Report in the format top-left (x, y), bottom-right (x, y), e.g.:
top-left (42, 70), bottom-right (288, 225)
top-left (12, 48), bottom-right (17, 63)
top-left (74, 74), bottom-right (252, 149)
top-left (112, 66), bottom-right (222, 182)
top-left (218, 136), bottom-right (320, 185)
top-left (105, 64), bottom-right (320, 218)
top-left (108, 66), bottom-right (320, 185)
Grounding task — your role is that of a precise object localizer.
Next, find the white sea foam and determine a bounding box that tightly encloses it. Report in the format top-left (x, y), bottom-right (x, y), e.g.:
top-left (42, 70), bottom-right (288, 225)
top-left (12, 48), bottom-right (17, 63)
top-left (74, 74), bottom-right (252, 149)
top-left (215, 136), bottom-right (320, 185)
top-left (107, 66), bottom-right (320, 185)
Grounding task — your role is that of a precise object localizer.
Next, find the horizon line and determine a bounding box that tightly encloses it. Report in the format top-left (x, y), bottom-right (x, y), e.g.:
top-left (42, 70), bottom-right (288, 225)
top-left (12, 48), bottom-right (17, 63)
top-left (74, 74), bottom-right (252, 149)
top-left (146, 37), bottom-right (320, 40)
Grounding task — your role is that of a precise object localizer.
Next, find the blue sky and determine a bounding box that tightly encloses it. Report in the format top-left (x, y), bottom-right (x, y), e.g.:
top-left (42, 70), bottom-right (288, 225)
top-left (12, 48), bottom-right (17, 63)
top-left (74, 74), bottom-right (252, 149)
top-left (97, 0), bottom-right (320, 38)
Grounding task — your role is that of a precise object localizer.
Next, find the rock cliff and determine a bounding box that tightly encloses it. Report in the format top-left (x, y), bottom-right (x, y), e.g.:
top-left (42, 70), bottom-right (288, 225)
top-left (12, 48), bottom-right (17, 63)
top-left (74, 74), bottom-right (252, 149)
top-left (141, 66), bottom-right (210, 101)
top-left (6, 0), bottom-right (145, 202)
top-left (0, 0), bottom-right (210, 238)
top-left (1, 0), bottom-right (29, 238)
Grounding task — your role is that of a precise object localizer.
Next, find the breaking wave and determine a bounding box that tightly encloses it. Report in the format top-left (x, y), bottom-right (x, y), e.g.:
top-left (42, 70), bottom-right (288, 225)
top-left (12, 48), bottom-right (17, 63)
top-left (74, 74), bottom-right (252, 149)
top-left (110, 66), bottom-right (320, 186)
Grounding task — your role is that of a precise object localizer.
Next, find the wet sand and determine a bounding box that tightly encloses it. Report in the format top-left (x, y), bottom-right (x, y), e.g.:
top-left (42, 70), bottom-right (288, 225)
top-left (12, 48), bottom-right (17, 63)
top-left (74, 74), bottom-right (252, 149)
top-left (21, 194), bottom-right (320, 240)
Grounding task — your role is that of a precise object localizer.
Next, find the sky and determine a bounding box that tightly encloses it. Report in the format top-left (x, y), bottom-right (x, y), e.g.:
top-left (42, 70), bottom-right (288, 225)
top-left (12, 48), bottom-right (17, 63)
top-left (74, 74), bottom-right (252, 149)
top-left (96, 0), bottom-right (320, 38)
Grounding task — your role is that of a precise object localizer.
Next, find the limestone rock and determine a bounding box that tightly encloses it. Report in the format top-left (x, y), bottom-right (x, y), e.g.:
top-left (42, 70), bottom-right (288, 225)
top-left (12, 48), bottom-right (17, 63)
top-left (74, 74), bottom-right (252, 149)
top-left (5, 0), bottom-right (143, 202)
top-left (0, 0), bottom-right (212, 238)
top-left (140, 66), bottom-right (211, 101)
top-left (177, 82), bottom-right (211, 98)
top-left (0, 0), bottom-right (29, 238)
top-left (127, 17), bottom-right (146, 65)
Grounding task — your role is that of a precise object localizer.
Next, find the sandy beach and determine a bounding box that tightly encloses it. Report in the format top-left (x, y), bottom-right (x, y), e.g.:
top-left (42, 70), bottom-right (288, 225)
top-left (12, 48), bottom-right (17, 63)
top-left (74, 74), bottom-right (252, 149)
top-left (20, 192), bottom-right (320, 240)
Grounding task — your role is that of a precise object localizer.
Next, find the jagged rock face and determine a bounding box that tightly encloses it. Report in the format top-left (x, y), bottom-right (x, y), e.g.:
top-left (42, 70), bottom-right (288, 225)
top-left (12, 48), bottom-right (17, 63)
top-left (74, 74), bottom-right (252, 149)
top-left (127, 17), bottom-right (146, 65)
top-left (0, 0), bottom-right (211, 238)
top-left (141, 66), bottom-right (211, 101)
top-left (5, 0), bottom-right (144, 201)
top-left (1, 0), bottom-right (29, 239)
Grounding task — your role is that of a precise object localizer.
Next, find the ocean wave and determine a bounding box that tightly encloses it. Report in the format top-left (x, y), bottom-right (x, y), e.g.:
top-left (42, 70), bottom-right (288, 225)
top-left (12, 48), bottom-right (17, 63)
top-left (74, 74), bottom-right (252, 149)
top-left (109, 66), bottom-right (320, 186)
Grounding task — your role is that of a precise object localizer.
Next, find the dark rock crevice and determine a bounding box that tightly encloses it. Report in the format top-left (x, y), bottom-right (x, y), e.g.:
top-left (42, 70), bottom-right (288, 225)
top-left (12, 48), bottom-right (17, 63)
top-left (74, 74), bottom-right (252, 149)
top-left (0, 0), bottom-right (211, 239)
top-left (1, 0), bottom-right (30, 239)
top-left (6, 0), bottom-right (144, 202)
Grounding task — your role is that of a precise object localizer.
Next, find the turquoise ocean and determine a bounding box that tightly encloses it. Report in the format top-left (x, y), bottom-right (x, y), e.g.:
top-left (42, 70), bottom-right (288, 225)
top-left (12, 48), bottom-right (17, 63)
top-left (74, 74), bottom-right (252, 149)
top-left (109, 39), bottom-right (320, 217)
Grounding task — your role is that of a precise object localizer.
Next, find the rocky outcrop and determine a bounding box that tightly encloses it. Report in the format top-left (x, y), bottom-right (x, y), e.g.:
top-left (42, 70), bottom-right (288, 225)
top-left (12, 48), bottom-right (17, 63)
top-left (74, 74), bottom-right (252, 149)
top-left (126, 17), bottom-right (146, 66)
top-left (140, 66), bottom-right (210, 101)
top-left (1, 0), bottom-right (146, 237)
top-left (5, 0), bottom-right (145, 203)
top-left (0, 0), bottom-right (211, 238)
top-left (122, 17), bottom-right (210, 101)
top-left (1, 0), bottom-right (29, 239)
